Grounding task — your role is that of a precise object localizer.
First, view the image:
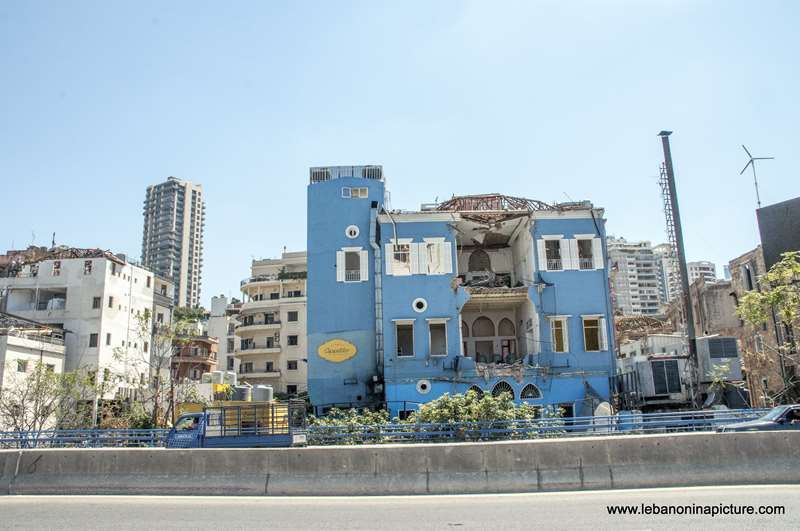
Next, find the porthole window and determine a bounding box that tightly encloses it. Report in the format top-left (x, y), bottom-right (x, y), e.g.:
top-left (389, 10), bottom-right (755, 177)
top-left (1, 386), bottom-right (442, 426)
top-left (412, 298), bottom-right (428, 313)
top-left (345, 225), bottom-right (360, 239)
top-left (416, 379), bottom-right (432, 394)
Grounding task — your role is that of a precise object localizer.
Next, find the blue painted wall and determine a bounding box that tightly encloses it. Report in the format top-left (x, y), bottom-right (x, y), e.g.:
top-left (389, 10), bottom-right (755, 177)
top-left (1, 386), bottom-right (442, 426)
top-left (306, 176), bottom-right (385, 408)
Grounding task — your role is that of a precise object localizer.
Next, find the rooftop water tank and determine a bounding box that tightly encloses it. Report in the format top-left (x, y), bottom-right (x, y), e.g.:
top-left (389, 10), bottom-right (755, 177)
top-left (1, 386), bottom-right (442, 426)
top-left (233, 385), bottom-right (252, 402)
top-left (252, 385), bottom-right (273, 402)
top-left (200, 372), bottom-right (213, 384)
top-left (211, 371), bottom-right (224, 384)
top-left (223, 371), bottom-right (237, 386)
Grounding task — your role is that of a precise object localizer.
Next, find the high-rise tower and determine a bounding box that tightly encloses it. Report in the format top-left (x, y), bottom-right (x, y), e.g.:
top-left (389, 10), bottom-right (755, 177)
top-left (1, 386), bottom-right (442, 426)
top-left (141, 176), bottom-right (205, 308)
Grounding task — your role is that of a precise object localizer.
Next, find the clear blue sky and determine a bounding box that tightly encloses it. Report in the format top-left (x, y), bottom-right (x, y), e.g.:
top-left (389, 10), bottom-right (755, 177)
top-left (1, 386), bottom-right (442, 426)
top-left (2, 1), bottom-right (798, 307)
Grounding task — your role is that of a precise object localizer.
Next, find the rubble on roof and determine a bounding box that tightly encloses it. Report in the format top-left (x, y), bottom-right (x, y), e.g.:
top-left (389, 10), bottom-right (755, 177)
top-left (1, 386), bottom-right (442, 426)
top-left (615, 315), bottom-right (675, 343)
top-left (0, 246), bottom-right (126, 277)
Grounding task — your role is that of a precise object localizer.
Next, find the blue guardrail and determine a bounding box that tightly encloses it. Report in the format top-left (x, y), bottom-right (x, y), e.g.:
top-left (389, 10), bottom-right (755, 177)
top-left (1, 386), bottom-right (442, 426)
top-left (0, 408), bottom-right (769, 448)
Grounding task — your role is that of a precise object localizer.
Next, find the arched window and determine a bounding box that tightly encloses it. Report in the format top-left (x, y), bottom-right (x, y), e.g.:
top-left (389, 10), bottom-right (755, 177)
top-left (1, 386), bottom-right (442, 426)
top-left (467, 385), bottom-right (483, 398)
top-left (461, 321), bottom-right (470, 337)
top-left (498, 318), bottom-right (515, 336)
top-left (520, 383), bottom-right (542, 400)
top-left (491, 381), bottom-right (515, 399)
top-left (472, 316), bottom-right (495, 337)
top-left (468, 249), bottom-right (491, 272)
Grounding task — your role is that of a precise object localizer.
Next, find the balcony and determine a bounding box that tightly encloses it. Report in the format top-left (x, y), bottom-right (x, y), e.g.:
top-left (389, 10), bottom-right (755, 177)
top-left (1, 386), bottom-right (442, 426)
top-left (241, 273), bottom-right (280, 287)
top-left (236, 320), bottom-right (281, 334)
top-left (238, 369), bottom-right (281, 379)
top-left (236, 342), bottom-right (281, 356)
top-left (578, 257), bottom-right (594, 270)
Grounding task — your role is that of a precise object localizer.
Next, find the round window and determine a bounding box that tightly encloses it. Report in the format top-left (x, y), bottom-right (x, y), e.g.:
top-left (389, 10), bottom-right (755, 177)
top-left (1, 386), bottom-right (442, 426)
top-left (416, 379), bottom-right (432, 394)
top-left (412, 298), bottom-right (427, 313)
top-left (345, 225), bottom-right (360, 239)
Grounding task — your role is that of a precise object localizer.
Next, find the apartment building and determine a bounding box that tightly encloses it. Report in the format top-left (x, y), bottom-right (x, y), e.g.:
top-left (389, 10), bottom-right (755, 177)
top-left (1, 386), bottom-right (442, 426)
top-left (688, 261), bottom-right (717, 284)
top-left (235, 252), bottom-right (307, 396)
top-left (607, 237), bottom-right (664, 315)
top-left (207, 295), bottom-right (241, 374)
top-left (0, 248), bottom-right (165, 398)
top-left (307, 165), bottom-right (616, 417)
top-left (171, 334), bottom-right (218, 381)
top-left (141, 176), bottom-right (205, 308)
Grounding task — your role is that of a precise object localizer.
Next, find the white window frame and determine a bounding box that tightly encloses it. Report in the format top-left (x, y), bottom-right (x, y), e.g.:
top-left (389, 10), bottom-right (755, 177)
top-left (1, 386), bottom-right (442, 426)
top-left (420, 238), bottom-right (453, 275)
top-left (336, 247), bottom-right (368, 283)
top-left (385, 238), bottom-right (414, 276)
top-left (547, 315), bottom-right (570, 353)
top-left (581, 314), bottom-right (608, 352)
top-left (393, 319), bottom-right (415, 358)
top-left (341, 187), bottom-right (352, 198)
top-left (537, 235), bottom-right (564, 272)
top-left (427, 318), bottom-right (449, 357)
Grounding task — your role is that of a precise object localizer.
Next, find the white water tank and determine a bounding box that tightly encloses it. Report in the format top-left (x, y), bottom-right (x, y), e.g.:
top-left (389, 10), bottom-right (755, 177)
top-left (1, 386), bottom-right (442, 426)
top-left (252, 385), bottom-right (274, 402)
top-left (223, 371), bottom-right (237, 386)
top-left (211, 371), bottom-right (224, 384)
top-left (201, 372), bottom-right (213, 384)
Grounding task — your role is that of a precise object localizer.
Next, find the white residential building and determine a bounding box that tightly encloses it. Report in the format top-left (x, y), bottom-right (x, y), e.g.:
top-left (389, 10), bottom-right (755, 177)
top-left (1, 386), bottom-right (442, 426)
top-left (0, 249), bottom-right (167, 398)
top-left (607, 237), bottom-right (664, 315)
top-left (236, 251), bottom-right (307, 396)
top-left (0, 312), bottom-right (66, 390)
top-left (688, 261), bottom-right (717, 284)
top-left (141, 176), bottom-right (205, 308)
top-left (207, 295), bottom-right (241, 374)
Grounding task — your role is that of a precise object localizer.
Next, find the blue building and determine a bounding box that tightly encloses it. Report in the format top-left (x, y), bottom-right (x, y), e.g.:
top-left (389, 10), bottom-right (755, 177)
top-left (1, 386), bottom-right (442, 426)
top-left (307, 165), bottom-right (616, 418)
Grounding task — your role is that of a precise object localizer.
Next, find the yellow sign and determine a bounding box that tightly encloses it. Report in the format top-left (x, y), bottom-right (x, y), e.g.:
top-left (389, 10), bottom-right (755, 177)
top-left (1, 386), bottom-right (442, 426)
top-left (318, 339), bottom-right (357, 363)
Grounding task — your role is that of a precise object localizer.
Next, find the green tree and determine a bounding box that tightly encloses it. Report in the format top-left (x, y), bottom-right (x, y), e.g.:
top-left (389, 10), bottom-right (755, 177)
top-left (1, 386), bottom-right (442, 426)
top-left (736, 251), bottom-right (800, 402)
top-left (0, 362), bottom-right (95, 433)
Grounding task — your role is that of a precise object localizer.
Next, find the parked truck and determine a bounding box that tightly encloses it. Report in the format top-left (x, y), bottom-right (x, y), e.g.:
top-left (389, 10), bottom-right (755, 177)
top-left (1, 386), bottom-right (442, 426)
top-left (166, 400), bottom-right (307, 448)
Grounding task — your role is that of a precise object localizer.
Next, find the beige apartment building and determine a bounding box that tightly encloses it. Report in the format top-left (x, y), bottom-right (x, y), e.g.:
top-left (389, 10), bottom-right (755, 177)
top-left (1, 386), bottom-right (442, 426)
top-left (235, 251), bottom-right (307, 396)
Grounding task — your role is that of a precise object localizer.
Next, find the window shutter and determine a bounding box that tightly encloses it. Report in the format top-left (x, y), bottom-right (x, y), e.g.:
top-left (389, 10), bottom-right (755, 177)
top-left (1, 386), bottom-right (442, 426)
top-left (536, 239), bottom-right (547, 271)
top-left (568, 239), bottom-right (579, 270)
top-left (359, 250), bottom-right (368, 281)
top-left (442, 242), bottom-right (453, 274)
top-left (410, 242), bottom-right (420, 274)
top-left (336, 251), bottom-right (345, 282)
top-left (385, 243), bottom-right (393, 276)
top-left (559, 238), bottom-right (571, 270)
top-left (592, 238), bottom-right (604, 269)
top-left (563, 318), bottom-right (570, 352)
top-left (599, 317), bottom-right (608, 351)
top-left (417, 243), bottom-right (429, 275)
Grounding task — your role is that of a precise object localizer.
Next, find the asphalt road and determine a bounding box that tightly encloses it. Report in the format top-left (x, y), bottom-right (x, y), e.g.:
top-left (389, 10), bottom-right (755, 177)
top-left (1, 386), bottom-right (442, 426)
top-left (1, 485), bottom-right (797, 530)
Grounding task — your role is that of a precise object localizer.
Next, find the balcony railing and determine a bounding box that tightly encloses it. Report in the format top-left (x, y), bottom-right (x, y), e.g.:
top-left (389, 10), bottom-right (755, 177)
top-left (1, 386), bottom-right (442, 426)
top-left (238, 320), bottom-right (281, 328)
top-left (345, 270), bottom-right (361, 282)
top-left (578, 257), bottom-right (594, 270)
top-left (239, 342), bottom-right (280, 351)
top-left (546, 258), bottom-right (562, 270)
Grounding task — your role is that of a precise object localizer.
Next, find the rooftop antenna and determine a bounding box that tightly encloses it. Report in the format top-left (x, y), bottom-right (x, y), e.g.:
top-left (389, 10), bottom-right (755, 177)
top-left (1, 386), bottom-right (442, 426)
top-left (739, 145), bottom-right (774, 209)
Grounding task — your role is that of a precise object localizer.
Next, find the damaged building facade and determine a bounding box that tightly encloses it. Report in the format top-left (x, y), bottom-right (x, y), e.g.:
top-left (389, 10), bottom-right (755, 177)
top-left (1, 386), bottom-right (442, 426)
top-left (307, 165), bottom-right (616, 417)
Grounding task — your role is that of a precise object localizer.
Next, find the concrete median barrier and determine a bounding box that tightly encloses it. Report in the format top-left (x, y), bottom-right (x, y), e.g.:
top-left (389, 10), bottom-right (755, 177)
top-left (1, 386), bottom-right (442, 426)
top-left (1, 431), bottom-right (798, 496)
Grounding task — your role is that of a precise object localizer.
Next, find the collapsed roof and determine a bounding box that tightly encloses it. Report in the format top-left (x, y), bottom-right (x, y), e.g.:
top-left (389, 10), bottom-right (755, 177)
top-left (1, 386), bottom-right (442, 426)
top-left (0, 246), bottom-right (127, 277)
top-left (434, 193), bottom-right (593, 225)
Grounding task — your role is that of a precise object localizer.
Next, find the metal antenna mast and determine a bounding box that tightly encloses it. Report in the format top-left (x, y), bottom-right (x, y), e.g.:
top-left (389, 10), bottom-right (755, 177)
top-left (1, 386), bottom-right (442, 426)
top-left (740, 145), bottom-right (774, 209)
top-left (658, 130), bottom-right (698, 407)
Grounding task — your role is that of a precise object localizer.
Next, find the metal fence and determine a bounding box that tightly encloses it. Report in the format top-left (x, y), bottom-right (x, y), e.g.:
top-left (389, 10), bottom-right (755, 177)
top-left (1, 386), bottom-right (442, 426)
top-left (306, 408), bottom-right (771, 445)
top-left (0, 429), bottom-right (170, 449)
top-left (0, 408), bottom-right (770, 449)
